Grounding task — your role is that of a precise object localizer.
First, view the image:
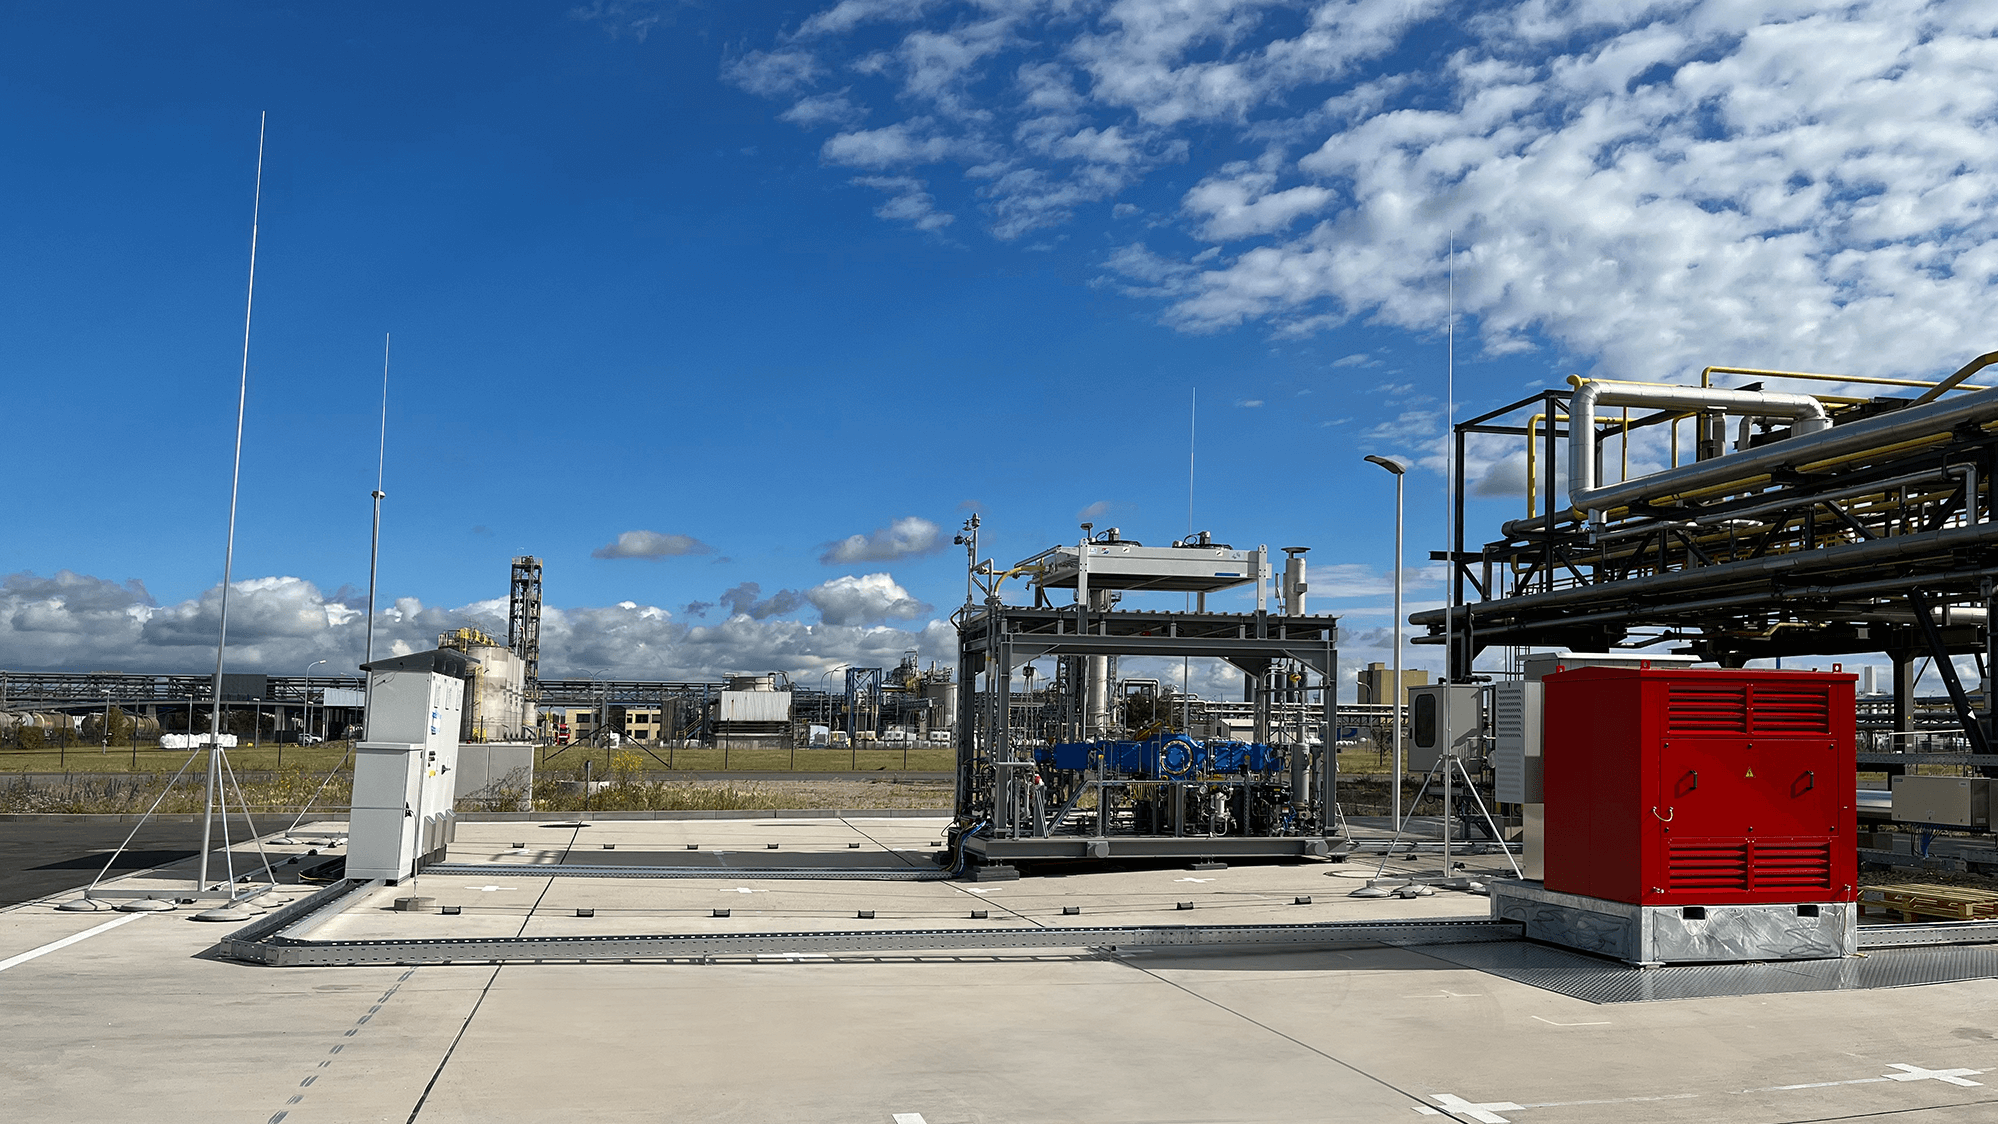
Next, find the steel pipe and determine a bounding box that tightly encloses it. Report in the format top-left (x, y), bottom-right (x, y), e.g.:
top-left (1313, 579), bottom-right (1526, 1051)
top-left (1569, 379), bottom-right (1832, 522)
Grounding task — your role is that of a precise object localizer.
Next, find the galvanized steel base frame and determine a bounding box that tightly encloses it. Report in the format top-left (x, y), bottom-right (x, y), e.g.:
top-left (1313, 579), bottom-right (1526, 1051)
top-left (953, 604), bottom-right (1341, 862)
top-left (1490, 879), bottom-right (1857, 965)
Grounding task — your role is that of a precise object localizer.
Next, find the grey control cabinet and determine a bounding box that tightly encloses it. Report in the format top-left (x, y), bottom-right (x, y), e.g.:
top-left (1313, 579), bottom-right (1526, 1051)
top-left (1891, 775), bottom-right (1991, 829)
top-left (346, 650), bottom-right (470, 882)
top-left (1407, 684), bottom-right (1484, 772)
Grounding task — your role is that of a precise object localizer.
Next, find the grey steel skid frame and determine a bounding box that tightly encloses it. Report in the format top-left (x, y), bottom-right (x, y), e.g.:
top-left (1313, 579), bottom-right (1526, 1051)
top-left (951, 604), bottom-right (1342, 862)
top-left (217, 878), bottom-right (1515, 967)
top-left (213, 878), bottom-right (1998, 969)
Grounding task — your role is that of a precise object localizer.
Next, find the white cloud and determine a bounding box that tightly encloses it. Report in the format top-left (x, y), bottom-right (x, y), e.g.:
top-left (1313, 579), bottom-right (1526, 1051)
top-left (1183, 162), bottom-right (1334, 240)
top-left (0, 570), bottom-right (952, 681)
top-left (853, 175), bottom-right (956, 231)
top-left (723, 48), bottom-right (824, 97)
top-left (820, 516), bottom-right (945, 563)
top-left (781, 90), bottom-right (870, 130)
top-left (794, 0), bottom-right (935, 39)
top-left (1306, 562), bottom-right (1443, 600)
top-left (569, 0), bottom-right (679, 41)
top-left (718, 582), bottom-right (807, 620)
top-left (807, 572), bottom-right (933, 625)
top-left (735, 0), bottom-right (1998, 386)
top-left (821, 120), bottom-right (972, 168)
top-left (591, 530), bottom-right (713, 559)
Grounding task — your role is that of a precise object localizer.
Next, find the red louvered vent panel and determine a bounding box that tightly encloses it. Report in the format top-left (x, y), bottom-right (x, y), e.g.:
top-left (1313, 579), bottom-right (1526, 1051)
top-left (1667, 841), bottom-right (1748, 891)
top-left (1747, 686), bottom-right (1832, 734)
top-left (1667, 838), bottom-right (1833, 894)
top-left (1665, 683), bottom-right (1748, 734)
top-left (1750, 841), bottom-right (1833, 890)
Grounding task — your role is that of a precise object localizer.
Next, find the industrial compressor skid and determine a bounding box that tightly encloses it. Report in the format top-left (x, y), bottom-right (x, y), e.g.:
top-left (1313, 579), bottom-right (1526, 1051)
top-left (951, 528), bottom-right (1342, 865)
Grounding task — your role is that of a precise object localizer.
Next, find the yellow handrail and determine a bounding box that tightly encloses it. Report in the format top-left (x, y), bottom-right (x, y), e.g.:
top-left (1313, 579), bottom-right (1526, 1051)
top-left (1701, 364), bottom-right (1991, 393)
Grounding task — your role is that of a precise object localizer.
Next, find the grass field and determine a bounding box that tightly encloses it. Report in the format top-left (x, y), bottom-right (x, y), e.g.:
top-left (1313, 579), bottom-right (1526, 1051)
top-left (0, 742), bottom-right (359, 776)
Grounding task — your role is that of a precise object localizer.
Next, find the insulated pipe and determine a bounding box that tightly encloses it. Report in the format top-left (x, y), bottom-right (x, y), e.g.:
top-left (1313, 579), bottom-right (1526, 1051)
top-left (1569, 379), bottom-right (1832, 522)
top-left (1413, 516), bottom-right (1998, 631)
top-left (1503, 380), bottom-right (1998, 537)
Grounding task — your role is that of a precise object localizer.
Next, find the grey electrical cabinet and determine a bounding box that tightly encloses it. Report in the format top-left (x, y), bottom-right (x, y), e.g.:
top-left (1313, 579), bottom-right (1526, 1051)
top-left (1492, 680), bottom-right (1541, 805)
top-left (1407, 684), bottom-right (1484, 772)
top-left (346, 650), bottom-right (471, 882)
top-left (1891, 775), bottom-right (1991, 829)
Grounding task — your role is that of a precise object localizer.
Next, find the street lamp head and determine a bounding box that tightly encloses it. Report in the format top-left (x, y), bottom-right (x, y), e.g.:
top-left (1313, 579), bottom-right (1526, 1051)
top-left (1364, 454), bottom-right (1408, 475)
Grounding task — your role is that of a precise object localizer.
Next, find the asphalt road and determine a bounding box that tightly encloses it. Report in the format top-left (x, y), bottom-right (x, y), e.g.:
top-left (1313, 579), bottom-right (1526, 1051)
top-left (0, 818), bottom-right (210, 908)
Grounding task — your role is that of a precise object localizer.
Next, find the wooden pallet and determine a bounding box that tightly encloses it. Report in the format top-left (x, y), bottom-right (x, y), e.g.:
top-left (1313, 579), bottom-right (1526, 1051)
top-left (1860, 882), bottom-right (1998, 922)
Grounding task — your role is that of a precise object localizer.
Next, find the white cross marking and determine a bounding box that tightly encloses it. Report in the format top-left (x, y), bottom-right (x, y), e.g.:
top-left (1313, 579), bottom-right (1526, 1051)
top-left (726, 887), bottom-right (768, 894)
top-left (962, 888), bottom-right (993, 895)
top-left (1885, 1063), bottom-right (1985, 1087)
top-left (892, 1115), bottom-right (929, 1124)
top-left (1174, 877), bottom-right (1215, 883)
top-left (470, 885), bottom-right (512, 892)
top-left (1427, 1093), bottom-right (1524, 1123)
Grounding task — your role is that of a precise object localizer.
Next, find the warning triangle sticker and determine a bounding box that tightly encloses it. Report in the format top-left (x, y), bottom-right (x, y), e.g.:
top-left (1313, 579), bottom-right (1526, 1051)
top-left (1744, 767), bottom-right (1755, 778)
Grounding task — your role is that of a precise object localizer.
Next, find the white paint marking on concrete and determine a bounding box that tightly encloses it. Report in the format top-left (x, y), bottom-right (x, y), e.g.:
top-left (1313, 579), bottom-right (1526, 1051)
top-left (1401, 990), bottom-right (1483, 999)
top-left (1174, 877), bottom-right (1215, 883)
top-left (891, 1114), bottom-right (929, 1124)
top-left (470, 886), bottom-right (513, 892)
top-left (1428, 1093), bottom-right (1523, 1123)
top-left (726, 888), bottom-right (769, 894)
top-left (1739, 1078), bottom-right (1889, 1093)
top-left (0, 913), bottom-right (146, 974)
top-left (1885, 1063), bottom-right (1986, 1087)
top-left (1522, 1093), bottom-right (1701, 1108)
top-left (1529, 1015), bottom-right (1610, 1027)
top-left (962, 888), bottom-right (993, 895)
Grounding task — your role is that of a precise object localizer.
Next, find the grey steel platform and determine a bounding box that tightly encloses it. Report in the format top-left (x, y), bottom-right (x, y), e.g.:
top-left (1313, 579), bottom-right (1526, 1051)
top-left (964, 834), bottom-right (1343, 861)
top-left (217, 879), bottom-right (1518, 967)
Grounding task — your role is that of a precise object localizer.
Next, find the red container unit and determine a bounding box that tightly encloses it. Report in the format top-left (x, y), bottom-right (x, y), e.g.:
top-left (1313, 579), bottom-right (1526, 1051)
top-left (1542, 667), bottom-right (1856, 907)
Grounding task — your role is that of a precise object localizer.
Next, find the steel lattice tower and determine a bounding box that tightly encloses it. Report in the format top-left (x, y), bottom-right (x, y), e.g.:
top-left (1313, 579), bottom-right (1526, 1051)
top-left (508, 557), bottom-right (543, 700)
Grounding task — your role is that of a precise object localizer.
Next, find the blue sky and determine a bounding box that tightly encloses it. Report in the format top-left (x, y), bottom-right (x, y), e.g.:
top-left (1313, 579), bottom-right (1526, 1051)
top-left (4, 1), bottom-right (1995, 693)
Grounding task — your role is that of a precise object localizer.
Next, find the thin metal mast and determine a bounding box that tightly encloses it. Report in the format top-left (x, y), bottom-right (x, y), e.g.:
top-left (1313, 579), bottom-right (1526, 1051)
top-left (1187, 386), bottom-right (1196, 534)
top-left (1185, 387), bottom-right (1195, 725)
top-left (198, 112), bottom-right (265, 893)
top-left (1443, 233), bottom-right (1455, 683)
top-left (365, 334), bottom-right (390, 681)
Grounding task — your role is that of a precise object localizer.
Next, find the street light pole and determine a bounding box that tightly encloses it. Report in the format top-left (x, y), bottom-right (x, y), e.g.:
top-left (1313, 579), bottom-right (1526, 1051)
top-left (1365, 455), bottom-right (1408, 831)
top-left (300, 659), bottom-right (328, 770)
